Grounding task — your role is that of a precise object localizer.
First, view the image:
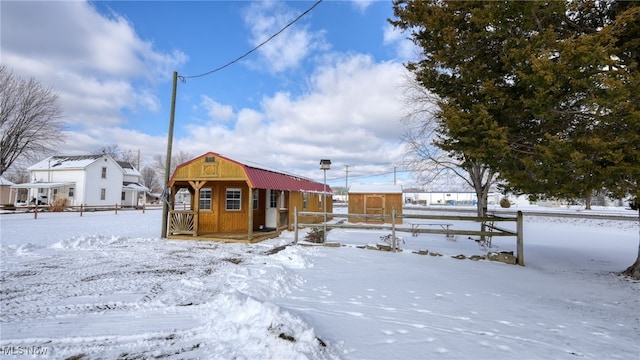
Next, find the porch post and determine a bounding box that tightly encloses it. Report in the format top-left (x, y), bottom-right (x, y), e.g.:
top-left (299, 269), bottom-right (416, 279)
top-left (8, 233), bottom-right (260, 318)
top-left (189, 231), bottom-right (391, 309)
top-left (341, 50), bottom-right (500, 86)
top-left (247, 187), bottom-right (253, 240)
top-left (189, 181), bottom-right (205, 237)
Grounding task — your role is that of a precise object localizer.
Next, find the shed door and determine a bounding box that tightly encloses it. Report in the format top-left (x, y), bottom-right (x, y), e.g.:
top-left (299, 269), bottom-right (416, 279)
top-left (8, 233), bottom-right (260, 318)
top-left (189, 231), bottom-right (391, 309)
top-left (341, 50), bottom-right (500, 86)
top-left (266, 190), bottom-right (278, 228)
top-left (365, 195), bottom-right (385, 223)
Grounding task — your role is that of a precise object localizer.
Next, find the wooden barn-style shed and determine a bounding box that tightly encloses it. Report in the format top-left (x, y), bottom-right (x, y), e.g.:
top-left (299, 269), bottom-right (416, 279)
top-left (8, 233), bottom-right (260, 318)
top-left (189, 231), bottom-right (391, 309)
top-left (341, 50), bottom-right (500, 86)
top-left (348, 184), bottom-right (403, 224)
top-left (167, 152), bottom-right (333, 242)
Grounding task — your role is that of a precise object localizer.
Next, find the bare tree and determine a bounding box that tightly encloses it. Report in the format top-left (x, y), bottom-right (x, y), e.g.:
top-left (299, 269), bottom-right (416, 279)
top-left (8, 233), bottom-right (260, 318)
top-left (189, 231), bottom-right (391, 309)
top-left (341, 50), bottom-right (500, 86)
top-left (153, 150), bottom-right (193, 188)
top-left (141, 166), bottom-right (161, 193)
top-left (0, 65), bottom-right (65, 176)
top-left (94, 144), bottom-right (139, 168)
top-left (400, 74), bottom-right (499, 217)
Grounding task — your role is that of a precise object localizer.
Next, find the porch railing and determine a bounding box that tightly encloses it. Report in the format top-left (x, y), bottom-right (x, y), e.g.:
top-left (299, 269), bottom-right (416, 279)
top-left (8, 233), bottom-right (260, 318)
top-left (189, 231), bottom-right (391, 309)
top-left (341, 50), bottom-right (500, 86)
top-left (169, 210), bottom-right (196, 235)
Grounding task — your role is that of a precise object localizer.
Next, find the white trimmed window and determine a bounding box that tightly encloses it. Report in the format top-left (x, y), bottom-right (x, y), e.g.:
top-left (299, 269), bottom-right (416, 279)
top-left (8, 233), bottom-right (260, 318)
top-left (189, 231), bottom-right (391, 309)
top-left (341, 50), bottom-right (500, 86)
top-left (199, 188), bottom-right (212, 210)
top-left (226, 188), bottom-right (241, 211)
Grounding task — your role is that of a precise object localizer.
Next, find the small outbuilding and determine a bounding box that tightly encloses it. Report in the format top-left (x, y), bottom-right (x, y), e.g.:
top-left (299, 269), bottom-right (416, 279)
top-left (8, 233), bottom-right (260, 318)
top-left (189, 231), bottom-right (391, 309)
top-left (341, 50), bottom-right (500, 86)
top-left (0, 176), bottom-right (16, 205)
top-left (348, 184), bottom-right (403, 224)
top-left (167, 152), bottom-right (332, 242)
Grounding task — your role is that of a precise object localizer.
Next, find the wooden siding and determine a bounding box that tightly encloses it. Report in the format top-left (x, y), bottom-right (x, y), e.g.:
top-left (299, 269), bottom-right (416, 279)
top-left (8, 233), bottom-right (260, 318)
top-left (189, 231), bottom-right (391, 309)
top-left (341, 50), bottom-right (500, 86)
top-left (168, 152), bottom-right (333, 240)
top-left (171, 155), bottom-right (246, 182)
top-left (348, 193), bottom-right (402, 224)
top-left (288, 191), bottom-right (333, 226)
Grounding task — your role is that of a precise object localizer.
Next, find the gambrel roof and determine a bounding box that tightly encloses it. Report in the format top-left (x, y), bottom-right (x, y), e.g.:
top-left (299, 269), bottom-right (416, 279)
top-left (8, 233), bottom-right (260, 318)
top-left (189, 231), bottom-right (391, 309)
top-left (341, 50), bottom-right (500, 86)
top-left (171, 152), bottom-right (332, 194)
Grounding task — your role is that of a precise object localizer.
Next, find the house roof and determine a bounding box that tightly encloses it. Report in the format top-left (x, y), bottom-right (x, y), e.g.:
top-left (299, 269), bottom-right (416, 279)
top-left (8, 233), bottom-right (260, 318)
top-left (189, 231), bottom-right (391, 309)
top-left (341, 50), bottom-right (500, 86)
top-left (28, 155), bottom-right (103, 170)
top-left (28, 155), bottom-right (140, 176)
top-left (172, 152), bottom-right (332, 193)
top-left (118, 161), bottom-right (142, 177)
top-left (243, 165), bottom-right (329, 193)
top-left (0, 176), bottom-right (16, 186)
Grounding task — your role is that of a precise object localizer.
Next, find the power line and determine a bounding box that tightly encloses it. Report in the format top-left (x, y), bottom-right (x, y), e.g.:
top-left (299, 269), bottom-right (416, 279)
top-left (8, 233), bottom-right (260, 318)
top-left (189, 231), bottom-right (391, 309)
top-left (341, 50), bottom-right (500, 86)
top-left (179, 0), bottom-right (324, 81)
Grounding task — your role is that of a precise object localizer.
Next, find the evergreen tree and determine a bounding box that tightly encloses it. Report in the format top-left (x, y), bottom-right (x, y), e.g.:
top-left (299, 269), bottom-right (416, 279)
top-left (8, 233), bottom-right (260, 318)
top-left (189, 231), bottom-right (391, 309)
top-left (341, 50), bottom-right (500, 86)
top-left (391, 0), bottom-right (640, 278)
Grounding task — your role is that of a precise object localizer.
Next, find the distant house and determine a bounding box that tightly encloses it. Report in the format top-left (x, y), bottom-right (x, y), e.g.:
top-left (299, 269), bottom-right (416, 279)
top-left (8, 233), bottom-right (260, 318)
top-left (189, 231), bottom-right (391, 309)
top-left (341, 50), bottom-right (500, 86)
top-left (11, 154), bottom-right (147, 207)
top-left (167, 152), bottom-right (332, 242)
top-left (0, 176), bottom-right (16, 204)
top-left (348, 184), bottom-right (403, 224)
top-left (403, 189), bottom-right (501, 206)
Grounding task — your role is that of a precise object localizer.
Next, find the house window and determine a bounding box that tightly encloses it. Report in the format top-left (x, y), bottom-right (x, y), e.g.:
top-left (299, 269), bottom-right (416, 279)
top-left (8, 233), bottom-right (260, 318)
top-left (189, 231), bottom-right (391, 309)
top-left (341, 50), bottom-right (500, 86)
top-left (69, 187), bottom-right (74, 197)
top-left (199, 188), bottom-right (212, 210)
top-left (226, 188), bottom-right (241, 211)
top-left (253, 190), bottom-right (259, 210)
top-left (101, 167), bottom-right (107, 179)
top-left (121, 191), bottom-right (126, 201)
top-left (269, 190), bottom-right (277, 208)
top-left (303, 192), bottom-right (308, 210)
top-left (100, 188), bottom-right (106, 200)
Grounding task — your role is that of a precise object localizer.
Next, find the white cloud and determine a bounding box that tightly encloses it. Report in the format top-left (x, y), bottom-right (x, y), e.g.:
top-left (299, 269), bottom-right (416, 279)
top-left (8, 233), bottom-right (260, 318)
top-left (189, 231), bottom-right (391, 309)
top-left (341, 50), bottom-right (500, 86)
top-left (178, 54), bottom-right (409, 182)
top-left (383, 23), bottom-right (420, 61)
top-left (200, 96), bottom-right (236, 122)
top-left (243, 1), bottom-right (328, 73)
top-left (1, 1), bottom-right (186, 128)
top-left (350, 0), bottom-right (375, 13)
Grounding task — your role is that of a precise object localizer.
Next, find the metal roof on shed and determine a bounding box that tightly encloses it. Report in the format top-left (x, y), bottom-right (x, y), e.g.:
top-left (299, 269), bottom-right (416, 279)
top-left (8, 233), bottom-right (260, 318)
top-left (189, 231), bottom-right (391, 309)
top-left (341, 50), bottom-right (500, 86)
top-left (243, 166), bottom-right (330, 193)
top-left (172, 152), bottom-right (331, 194)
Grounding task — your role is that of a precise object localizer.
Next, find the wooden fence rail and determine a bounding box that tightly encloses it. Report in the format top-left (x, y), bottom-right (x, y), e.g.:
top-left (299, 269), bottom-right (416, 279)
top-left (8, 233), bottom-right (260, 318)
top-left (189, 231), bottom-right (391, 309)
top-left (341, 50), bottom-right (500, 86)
top-left (15, 203), bottom-right (149, 219)
top-left (293, 208), bottom-right (524, 265)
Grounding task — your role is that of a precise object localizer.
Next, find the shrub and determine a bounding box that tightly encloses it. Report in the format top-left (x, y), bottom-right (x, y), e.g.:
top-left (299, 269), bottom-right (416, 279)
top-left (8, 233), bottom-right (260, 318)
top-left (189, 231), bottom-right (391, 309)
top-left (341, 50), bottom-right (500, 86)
top-left (499, 197), bottom-right (511, 208)
top-left (304, 227), bottom-right (326, 243)
top-left (49, 198), bottom-right (67, 212)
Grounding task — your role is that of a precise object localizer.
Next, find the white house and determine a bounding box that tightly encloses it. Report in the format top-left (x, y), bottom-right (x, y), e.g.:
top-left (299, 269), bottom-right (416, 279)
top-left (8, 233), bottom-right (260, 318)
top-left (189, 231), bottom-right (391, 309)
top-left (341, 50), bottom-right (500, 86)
top-left (11, 154), bottom-right (148, 207)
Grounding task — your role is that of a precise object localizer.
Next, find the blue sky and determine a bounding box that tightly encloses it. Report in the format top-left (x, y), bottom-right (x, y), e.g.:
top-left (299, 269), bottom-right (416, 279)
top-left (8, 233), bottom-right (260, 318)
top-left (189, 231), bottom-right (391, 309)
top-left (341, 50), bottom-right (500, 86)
top-left (2, 0), bottom-right (423, 187)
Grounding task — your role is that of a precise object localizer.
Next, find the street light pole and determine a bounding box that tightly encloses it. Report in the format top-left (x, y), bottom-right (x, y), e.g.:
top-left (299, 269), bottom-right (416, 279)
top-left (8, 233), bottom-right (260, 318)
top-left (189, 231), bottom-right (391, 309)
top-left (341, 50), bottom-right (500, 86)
top-left (320, 159), bottom-right (331, 242)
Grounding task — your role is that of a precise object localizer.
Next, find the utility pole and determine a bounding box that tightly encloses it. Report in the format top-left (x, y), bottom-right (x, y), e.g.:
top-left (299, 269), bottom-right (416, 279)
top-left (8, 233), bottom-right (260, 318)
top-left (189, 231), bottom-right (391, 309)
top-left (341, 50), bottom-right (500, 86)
top-left (394, 166), bottom-right (397, 185)
top-left (344, 164), bottom-right (349, 192)
top-left (161, 71), bottom-right (178, 238)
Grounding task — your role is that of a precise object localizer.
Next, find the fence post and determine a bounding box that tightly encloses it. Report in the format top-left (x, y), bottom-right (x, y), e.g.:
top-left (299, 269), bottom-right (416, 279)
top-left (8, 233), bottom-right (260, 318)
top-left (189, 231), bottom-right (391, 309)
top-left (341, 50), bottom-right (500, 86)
top-left (516, 211), bottom-right (524, 266)
top-left (143, 202), bottom-right (146, 214)
top-left (293, 206), bottom-right (298, 245)
top-left (34, 204), bottom-right (38, 219)
top-left (80, 204), bottom-right (83, 217)
top-left (115, 203), bottom-right (118, 215)
top-left (391, 207), bottom-right (397, 252)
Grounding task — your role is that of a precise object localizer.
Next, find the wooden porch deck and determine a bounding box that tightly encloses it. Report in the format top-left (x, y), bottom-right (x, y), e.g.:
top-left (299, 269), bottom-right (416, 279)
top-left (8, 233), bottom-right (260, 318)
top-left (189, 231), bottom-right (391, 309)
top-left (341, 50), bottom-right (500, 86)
top-left (167, 229), bottom-right (281, 243)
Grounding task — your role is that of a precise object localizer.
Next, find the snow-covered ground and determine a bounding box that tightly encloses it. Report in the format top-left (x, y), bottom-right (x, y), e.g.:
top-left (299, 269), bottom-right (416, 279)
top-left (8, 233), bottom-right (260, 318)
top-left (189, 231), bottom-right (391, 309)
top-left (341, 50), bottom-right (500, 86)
top-left (1, 206), bottom-right (638, 359)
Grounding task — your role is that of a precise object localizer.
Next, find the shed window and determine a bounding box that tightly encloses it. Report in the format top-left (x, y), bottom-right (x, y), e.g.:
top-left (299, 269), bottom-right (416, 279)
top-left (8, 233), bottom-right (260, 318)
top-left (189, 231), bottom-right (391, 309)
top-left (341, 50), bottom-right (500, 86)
top-left (303, 193), bottom-right (308, 210)
top-left (318, 194), bottom-right (322, 210)
top-left (205, 156), bottom-right (215, 163)
top-left (269, 190), bottom-right (277, 208)
top-left (226, 188), bottom-right (241, 211)
top-left (253, 190), bottom-right (259, 210)
top-left (199, 188), bottom-right (212, 210)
